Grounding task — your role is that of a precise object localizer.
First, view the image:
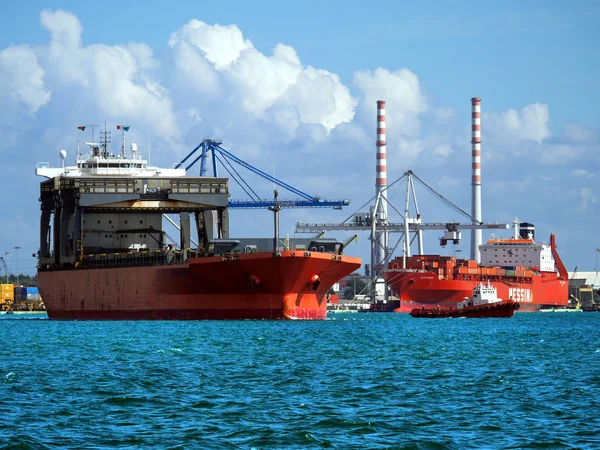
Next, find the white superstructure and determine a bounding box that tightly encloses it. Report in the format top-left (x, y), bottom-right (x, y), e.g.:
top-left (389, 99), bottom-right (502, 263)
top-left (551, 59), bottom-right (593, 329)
top-left (36, 129), bottom-right (186, 179)
top-left (36, 142), bottom-right (185, 179)
top-left (479, 239), bottom-right (555, 272)
top-left (458, 282), bottom-right (502, 308)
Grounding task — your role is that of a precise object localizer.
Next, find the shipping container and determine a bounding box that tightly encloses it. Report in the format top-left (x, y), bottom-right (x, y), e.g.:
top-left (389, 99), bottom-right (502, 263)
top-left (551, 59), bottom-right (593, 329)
top-left (505, 270), bottom-right (516, 277)
top-left (439, 256), bottom-right (457, 262)
top-left (1, 284), bottom-right (13, 292)
top-left (21, 287), bottom-right (40, 301)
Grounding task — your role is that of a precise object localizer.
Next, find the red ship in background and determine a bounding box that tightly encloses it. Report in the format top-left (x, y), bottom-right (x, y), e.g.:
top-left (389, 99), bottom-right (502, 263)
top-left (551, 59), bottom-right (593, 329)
top-left (36, 127), bottom-right (360, 320)
top-left (376, 97), bottom-right (568, 312)
top-left (384, 223), bottom-right (569, 312)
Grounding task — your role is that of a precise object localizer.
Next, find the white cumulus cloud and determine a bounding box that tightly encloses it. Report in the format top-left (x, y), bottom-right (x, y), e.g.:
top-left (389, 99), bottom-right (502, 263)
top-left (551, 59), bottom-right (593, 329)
top-left (38, 9), bottom-right (178, 139)
top-left (168, 20), bottom-right (253, 70)
top-left (168, 20), bottom-right (356, 132)
top-left (352, 67), bottom-right (429, 163)
top-left (0, 45), bottom-right (50, 115)
top-left (485, 103), bottom-right (550, 143)
top-left (354, 67), bottom-right (428, 136)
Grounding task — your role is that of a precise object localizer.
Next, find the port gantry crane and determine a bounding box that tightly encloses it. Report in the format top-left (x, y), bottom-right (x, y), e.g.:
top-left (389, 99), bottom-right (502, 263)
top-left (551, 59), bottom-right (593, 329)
top-left (176, 139), bottom-right (350, 210)
top-left (295, 170), bottom-right (510, 301)
top-left (0, 256), bottom-right (7, 284)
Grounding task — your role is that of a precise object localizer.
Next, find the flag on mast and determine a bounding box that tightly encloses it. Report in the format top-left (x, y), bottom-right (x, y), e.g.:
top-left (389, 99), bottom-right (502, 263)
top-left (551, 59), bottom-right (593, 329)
top-left (117, 125), bottom-right (130, 132)
top-left (77, 126), bottom-right (86, 131)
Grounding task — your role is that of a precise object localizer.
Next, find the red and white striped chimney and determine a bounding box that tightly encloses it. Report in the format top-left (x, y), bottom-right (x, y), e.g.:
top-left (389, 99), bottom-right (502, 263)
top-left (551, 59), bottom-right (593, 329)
top-left (375, 100), bottom-right (388, 273)
top-left (470, 97), bottom-right (482, 262)
top-left (376, 100), bottom-right (387, 192)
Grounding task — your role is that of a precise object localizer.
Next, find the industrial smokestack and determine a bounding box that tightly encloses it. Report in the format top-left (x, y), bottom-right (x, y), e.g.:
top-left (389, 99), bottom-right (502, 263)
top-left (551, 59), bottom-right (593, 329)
top-left (375, 100), bottom-right (388, 274)
top-left (470, 97), bottom-right (482, 262)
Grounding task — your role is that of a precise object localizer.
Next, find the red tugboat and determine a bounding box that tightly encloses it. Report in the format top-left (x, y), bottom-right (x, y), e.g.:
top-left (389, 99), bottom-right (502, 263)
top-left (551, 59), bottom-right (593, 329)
top-left (408, 282), bottom-right (520, 318)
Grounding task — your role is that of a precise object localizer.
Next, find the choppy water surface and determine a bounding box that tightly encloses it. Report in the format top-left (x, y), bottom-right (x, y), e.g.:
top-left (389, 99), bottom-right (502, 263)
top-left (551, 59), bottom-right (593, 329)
top-left (1, 312), bottom-right (599, 449)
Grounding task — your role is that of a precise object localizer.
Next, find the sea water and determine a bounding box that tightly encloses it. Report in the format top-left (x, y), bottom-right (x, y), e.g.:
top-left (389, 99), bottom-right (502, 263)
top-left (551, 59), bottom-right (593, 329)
top-left (1, 312), bottom-right (599, 449)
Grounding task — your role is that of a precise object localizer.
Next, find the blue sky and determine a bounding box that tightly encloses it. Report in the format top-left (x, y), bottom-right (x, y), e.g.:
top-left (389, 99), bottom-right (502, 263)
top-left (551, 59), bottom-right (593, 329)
top-left (0, 0), bottom-right (598, 274)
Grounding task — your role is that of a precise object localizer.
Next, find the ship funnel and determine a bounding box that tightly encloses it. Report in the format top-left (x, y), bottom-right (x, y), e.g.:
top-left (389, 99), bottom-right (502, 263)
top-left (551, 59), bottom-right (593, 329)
top-left (519, 222), bottom-right (535, 241)
top-left (470, 97), bottom-right (482, 262)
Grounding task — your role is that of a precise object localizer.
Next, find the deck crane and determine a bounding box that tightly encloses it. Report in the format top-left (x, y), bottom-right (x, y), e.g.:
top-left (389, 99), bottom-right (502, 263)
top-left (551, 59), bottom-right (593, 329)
top-left (176, 139), bottom-right (350, 210)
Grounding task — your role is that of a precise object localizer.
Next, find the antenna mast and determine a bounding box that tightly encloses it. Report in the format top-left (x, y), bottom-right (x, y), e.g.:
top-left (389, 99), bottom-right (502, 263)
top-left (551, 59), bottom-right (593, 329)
top-left (89, 124), bottom-right (99, 143)
top-left (100, 121), bottom-right (111, 157)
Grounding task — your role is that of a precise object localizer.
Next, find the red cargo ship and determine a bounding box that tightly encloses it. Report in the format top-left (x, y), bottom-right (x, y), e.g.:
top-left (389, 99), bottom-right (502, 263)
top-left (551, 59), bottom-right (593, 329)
top-left (36, 129), bottom-right (360, 320)
top-left (383, 233), bottom-right (568, 313)
top-left (38, 249), bottom-right (360, 320)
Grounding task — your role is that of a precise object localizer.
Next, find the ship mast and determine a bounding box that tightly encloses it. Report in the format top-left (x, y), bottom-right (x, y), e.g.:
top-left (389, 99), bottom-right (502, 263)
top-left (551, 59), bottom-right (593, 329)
top-left (121, 126), bottom-right (126, 158)
top-left (100, 121), bottom-right (111, 157)
top-left (513, 217), bottom-right (520, 239)
top-left (118, 124), bottom-right (130, 158)
top-left (268, 189), bottom-right (282, 252)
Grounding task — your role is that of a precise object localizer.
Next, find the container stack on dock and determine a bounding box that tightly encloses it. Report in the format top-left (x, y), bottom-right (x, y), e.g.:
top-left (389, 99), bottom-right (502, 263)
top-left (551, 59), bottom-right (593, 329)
top-left (0, 284), bottom-right (45, 312)
top-left (1, 284), bottom-right (14, 311)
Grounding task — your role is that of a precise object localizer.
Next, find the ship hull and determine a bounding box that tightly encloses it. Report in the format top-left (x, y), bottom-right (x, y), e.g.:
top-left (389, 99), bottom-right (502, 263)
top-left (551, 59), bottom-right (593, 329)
top-left (38, 251), bottom-right (361, 320)
top-left (383, 271), bottom-right (568, 313)
top-left (409, 300), bottom-right (519, 318)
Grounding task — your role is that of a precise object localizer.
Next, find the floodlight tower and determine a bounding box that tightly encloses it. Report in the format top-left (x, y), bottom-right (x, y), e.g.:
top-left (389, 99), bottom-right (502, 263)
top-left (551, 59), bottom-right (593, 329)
top-left (14, 246), bottom-right (21, 286)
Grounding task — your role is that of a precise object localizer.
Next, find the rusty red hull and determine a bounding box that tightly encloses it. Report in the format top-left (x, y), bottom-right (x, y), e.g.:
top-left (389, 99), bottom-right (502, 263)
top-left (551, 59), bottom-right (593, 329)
top-left (38, 251), bottom-right (361, 320)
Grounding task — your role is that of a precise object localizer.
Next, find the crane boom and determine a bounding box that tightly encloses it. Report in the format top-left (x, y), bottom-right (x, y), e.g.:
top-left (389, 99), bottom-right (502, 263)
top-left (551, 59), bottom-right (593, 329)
top-left (296, 221), bottom-right (509, 233)
top-left (176, 139), bottom-right (350, 209)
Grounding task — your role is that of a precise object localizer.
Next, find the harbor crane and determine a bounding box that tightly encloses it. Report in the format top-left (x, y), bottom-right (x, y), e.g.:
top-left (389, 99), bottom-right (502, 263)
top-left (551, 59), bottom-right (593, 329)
top-left (295, 170), bottom-right (510, 300)
top-left (0, 257), bottom-right (8, 284)
top-left (176, 139), bottom-right (350, 210)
